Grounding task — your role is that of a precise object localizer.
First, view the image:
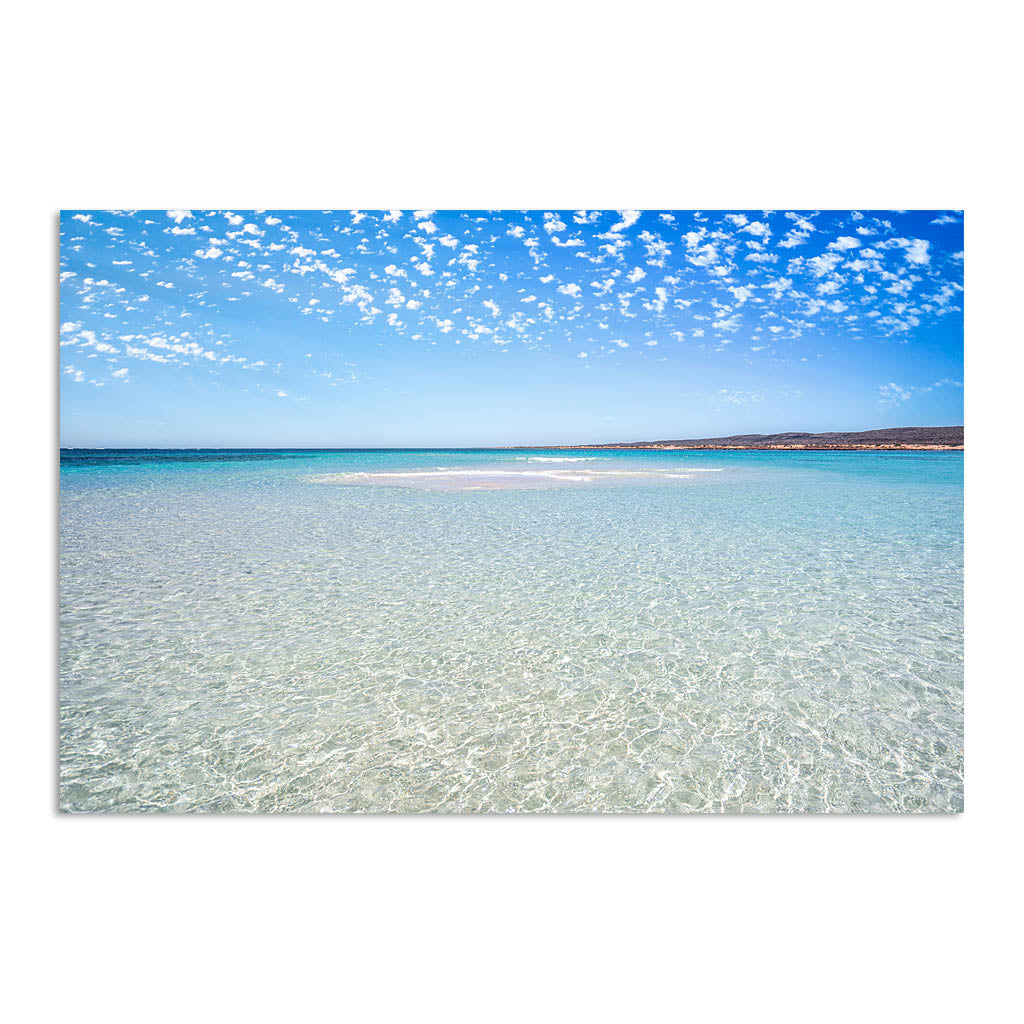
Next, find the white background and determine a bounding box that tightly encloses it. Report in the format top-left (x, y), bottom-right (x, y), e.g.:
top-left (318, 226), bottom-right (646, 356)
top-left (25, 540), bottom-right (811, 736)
top-left (4, 2), bottom-right (1021, 1021)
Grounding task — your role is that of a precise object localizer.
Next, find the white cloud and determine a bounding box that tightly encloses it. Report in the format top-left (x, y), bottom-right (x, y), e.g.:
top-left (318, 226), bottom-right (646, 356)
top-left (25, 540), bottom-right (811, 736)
top-left (878, 381), bottom-right (911, 405)
top-left (58, 209), bottom-right (962, 405)
top-left (543, 213), bottom-right (567, 235)
top-left (806, 252), bottom-right (844, 277)
top-left (609, 210), bottom-right (641, 233)
top-left (905, 239), bottom-right (930, 265)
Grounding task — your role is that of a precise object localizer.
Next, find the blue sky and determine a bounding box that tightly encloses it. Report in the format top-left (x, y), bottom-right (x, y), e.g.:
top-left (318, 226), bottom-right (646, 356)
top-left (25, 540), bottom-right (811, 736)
top-left (59, 209), bottom-right (963, 447)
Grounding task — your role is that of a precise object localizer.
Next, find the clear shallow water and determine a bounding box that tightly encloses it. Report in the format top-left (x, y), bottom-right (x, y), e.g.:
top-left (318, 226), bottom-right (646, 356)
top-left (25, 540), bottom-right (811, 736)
top-left (59, 448), bottom-right (963, 812)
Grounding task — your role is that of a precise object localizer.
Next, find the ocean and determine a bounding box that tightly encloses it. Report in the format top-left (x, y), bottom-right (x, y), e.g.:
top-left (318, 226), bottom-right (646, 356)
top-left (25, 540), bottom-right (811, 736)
top-left (59, 447), bottom-right (963, 812)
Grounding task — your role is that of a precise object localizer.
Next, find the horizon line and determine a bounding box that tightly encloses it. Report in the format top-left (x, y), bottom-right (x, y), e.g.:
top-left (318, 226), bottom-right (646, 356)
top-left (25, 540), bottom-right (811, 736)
top-left (60, 424), bottom-right (965, 451)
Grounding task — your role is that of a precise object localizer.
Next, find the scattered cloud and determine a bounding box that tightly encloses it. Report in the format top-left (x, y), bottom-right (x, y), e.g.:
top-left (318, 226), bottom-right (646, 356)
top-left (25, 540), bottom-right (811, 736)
top-left (59, 210), bottom-right (963, 398)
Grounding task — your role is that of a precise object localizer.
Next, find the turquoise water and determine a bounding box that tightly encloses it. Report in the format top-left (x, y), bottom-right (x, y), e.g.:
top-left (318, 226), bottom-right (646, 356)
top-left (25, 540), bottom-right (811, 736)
top-left (59, 448), bottom-right (963, 812)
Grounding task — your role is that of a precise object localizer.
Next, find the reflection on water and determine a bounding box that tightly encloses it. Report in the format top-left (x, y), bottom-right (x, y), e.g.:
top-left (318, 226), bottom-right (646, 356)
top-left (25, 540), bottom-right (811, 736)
top-left (60, 448), bottom-right (964, 812)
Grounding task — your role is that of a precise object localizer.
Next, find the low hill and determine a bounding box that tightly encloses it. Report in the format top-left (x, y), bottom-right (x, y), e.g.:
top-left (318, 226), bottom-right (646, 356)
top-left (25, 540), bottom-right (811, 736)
top-left (581, 426), bottom-right (964, 450)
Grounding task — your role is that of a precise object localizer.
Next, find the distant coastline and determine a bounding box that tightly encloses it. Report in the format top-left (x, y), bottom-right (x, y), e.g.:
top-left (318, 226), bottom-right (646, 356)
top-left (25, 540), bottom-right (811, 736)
top-left (59, 427), bottom-right (964, 454)
top-left (532, 426), bottom-right (964, 452)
